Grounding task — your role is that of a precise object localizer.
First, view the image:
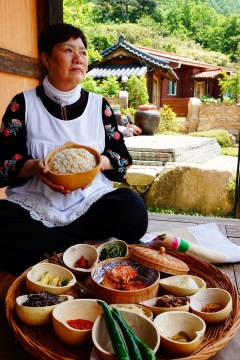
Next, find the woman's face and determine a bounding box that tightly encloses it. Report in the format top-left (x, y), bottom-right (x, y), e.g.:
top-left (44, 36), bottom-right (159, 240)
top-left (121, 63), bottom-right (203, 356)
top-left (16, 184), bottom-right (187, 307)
top-left (41, 37), bottom-right (88, 91)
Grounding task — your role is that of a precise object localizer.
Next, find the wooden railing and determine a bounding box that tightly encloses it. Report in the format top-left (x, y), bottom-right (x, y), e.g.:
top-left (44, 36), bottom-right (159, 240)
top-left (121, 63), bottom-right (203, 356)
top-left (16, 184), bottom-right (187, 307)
top-left (160, 98), bottom-right (189, 117)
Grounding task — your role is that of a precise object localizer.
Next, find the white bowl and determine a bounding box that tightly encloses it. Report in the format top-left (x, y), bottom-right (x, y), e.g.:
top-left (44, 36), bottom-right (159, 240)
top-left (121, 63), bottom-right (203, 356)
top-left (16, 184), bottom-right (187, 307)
top-left (16, 293), bottom-right (73, 326)
top-left (63, 244), bottom-right (99, 275)
top-left (159, 275), bottom-right (206, 296)
top-left (189, 288), bottom-right (232, 323)
top-left (26, 263), bottom-right (76, 295)
top-left (52, 299), bottom-right (103, 346)
top-left (92, 308), bottom-right (160, 360)
top-left (154, 311), bottom-right (206, 357)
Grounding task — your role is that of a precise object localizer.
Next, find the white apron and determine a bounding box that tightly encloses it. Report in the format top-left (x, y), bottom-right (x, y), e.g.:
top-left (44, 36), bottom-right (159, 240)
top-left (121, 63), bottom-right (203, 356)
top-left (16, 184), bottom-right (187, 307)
top-left (6, 89), bottom-right (115, 227)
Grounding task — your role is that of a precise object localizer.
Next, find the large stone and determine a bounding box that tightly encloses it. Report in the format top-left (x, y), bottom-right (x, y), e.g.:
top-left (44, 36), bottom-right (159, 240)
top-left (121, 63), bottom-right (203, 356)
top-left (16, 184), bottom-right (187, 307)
top-left (126, 167), bottom-right (162, 186)
top-left (144, 163), bottom-right (234, 216)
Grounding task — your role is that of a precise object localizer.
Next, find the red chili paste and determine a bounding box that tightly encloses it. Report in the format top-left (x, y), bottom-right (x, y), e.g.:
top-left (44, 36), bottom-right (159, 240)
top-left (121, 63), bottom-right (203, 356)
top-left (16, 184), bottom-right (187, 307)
top-left (66, 318), bottom-right (94, 330)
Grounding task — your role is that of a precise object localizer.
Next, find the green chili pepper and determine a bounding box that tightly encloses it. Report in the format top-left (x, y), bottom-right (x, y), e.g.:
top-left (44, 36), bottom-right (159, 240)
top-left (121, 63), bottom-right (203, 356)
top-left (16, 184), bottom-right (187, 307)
top-left (97, 300), bottom-right (130, 360)
top-left (112, 308), bottom-right (156, 360)
top-left (112, 308), bottom-right (143, 360)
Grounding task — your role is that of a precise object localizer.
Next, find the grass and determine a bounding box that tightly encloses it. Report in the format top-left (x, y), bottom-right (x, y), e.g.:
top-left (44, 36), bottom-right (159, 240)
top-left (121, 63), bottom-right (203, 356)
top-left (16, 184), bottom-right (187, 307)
top-left (146, 206), bottom-right (232, 218)
top-left (221, 147), bottom-right (239, 157)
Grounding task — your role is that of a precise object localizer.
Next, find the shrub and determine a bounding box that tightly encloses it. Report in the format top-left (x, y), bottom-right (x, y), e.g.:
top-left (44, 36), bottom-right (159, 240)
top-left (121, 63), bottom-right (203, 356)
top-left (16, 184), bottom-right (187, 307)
top-left (187, 129), bottom-right (232, 147)
top-left (157, 104), bottom-right (180, 133)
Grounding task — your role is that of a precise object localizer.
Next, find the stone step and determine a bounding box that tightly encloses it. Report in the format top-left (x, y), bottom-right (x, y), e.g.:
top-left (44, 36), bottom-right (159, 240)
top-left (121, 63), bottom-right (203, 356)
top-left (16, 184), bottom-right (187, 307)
top-left (125, 134), bottom-right (221, 165)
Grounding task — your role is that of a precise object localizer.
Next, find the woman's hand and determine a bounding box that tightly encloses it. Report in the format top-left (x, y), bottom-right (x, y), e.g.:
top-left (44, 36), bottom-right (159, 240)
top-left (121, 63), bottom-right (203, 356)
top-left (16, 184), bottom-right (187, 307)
top-left (126, 123), bottom-right (142, 135)
top-left (17, 159), bottom-right (72, 195)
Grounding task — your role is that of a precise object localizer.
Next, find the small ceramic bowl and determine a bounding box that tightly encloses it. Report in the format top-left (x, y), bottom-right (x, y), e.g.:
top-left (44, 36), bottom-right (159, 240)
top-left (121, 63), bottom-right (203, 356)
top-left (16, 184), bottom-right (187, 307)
top-left (45, 142), bottom-right (102, 191)
top-left (189, 288), bottom-right (232, 323)
top-left (16, 293), bottom-right (73, 326)
top-left (97, 240), bottom-right (128, 262)
top-left (159, 275), bottom-right (206, 296)
top-left (92, 308), bottom-right (160, 360)
top-left (52, 299), bottom-right (103, 346)
top-left (154, 311), bottom-right (206, 357)
top-left (26, 263), bottom-right (76, 295)
top-left (139, 295), bottom-right (190, 316)
top-left (109, 303), bottom-right (153, 320)
top-left (63, 244), bottom-right (99, 275)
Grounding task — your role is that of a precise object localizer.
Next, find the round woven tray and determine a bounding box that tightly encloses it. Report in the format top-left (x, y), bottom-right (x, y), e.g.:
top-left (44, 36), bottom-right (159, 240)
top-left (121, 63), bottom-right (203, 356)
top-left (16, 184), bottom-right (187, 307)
top-left (5, 249), bottom-right (240, 360)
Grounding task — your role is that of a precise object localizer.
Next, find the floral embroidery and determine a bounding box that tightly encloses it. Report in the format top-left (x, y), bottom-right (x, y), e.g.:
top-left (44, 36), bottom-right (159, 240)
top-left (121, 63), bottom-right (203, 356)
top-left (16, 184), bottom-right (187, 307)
top-left (10, 99), bottom-right (20, 112)
top-left (0, 154), bottom-right (23, 182)
top-left (3, 119), bottom-right (22, 137)
top-left (104, 105), bottom-right (112, 117)
top-left (107, 150), bottom-right (129, 175)
top-left (105, 124), bottom-right (120, 140)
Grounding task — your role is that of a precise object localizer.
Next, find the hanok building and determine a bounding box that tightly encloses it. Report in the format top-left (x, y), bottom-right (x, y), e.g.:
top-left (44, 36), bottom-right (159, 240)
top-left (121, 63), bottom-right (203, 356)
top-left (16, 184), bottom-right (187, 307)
top-left (87, 36), bottom-right (234, 117)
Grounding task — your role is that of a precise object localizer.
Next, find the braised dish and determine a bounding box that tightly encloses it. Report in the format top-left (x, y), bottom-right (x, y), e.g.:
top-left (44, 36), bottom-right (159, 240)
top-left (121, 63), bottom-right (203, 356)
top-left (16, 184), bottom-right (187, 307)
top-left (91, 258), bottom-right (159, 304)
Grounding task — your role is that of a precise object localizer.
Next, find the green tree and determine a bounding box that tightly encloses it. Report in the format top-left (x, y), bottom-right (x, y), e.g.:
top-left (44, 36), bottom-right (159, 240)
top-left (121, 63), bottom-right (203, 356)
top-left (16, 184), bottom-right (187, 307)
top-left (218, 64), bottom-right (240, 102)
top-left (127, 76), bottom-right (149, 109)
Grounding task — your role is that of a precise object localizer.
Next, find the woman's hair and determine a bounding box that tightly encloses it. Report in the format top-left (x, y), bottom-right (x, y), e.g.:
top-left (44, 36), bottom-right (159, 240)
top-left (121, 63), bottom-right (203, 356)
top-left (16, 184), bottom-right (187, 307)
top-left (38, 23), bottom-right (87, 55)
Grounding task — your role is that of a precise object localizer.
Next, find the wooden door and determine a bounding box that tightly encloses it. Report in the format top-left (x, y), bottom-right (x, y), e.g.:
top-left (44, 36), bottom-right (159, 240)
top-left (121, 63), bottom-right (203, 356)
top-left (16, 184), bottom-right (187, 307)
top-left (194, 81), bottom-right (205, 99)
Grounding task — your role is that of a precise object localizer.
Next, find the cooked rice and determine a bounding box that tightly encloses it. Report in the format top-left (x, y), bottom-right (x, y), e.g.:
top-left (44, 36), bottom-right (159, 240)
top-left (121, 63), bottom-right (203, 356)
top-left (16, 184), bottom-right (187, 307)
top-left (48, 148), bottom-right (97, 174)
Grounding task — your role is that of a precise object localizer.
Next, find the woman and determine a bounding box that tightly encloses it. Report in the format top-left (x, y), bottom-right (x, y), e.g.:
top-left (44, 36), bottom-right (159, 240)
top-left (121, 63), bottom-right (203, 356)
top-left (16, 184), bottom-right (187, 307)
top-left (0, 23), bottom-right (148, 275)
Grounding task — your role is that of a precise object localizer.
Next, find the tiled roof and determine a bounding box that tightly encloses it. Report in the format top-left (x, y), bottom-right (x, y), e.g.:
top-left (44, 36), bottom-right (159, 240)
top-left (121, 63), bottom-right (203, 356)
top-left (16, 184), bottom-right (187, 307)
top-left (192, 70), bottom-right (223, 79)
top-left (135, 45), bottom-right (234, 73)
top-left (88, 35), bottom-right (178, 81)
top-left (87, 64), bottom-right (148, 78)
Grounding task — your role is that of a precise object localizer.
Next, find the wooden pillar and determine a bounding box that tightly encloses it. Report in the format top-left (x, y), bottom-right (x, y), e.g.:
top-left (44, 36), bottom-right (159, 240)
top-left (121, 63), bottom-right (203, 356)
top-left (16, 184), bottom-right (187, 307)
top-left (147, 71), bottom-right (153, 103)
top-left (36, 0), bottom-right (63, 80)
top-left (234, 131), bottom-right (240, 218)
top-left (37, 0), bottom-right (63, 35)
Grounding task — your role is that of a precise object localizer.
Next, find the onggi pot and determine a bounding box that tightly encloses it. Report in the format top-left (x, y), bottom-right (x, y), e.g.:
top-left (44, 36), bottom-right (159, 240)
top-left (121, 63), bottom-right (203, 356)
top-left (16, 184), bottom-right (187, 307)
top-left (134, 104), bottom-right (160, 135)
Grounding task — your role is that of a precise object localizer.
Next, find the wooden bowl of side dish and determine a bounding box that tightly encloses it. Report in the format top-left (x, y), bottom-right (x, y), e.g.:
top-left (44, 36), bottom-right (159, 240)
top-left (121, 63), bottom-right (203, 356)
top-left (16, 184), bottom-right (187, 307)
top-left (63, 244), bottom-right (99, 275)
top-left (92, 308), bottom-right (160, 360)
top-left (154, 311), bottom-right (206, 357)
top-left (189, 288), bottom-right (232, 323)
top-left (16, 293), bottom-right (73, 326)
top-left (26, 263), bottom-right (76, 295)
top-left (91, 257), bottom-right (160, 304)
top-left (52, 299), bottom-right (103, 346)
top-left (45, 142), bottom-right (102, 190)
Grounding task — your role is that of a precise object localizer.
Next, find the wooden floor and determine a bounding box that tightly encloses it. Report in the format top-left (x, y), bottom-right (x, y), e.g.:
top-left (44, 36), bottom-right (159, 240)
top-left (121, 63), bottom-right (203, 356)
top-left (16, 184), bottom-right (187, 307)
top-left (1, 213), bottom-right (240, 360)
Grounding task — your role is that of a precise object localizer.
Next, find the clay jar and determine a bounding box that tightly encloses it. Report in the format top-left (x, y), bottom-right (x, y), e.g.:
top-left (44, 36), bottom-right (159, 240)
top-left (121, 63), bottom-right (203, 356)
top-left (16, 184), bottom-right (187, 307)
top-left (134, 104), bottom-right (160, 135)
top-left (111, 105), bottom-right (122, 126)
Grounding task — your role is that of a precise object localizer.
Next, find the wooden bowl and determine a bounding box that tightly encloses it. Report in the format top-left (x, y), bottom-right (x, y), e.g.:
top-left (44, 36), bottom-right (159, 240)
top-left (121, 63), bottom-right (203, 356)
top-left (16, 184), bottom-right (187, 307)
top-left (16, 294), bottom-right (73, 326)
top-left (26, 263), bottom-right (76, 295)
top-left (139, 295), bottom-right (190, 317)
top-left (63, 244), bottom-right (99, 275)
top-left (97, 240), bottom-right (128, 262)
top-left (91, 257), bottom-right (160, 304)
top-left (154, 311), bottom-right (206, 357)
top-left (92, 308), bottom-right (160, 360)
top-left (52, 299), bottom-right (103, 346)
top-left (159, 275), bottom-right (206, 296)
top-left (189, 288), bottom-right (232, 323)
top-left (44, 142), bottom-right (102, 190)
top-left (109, 303), bottom-right (153, 320)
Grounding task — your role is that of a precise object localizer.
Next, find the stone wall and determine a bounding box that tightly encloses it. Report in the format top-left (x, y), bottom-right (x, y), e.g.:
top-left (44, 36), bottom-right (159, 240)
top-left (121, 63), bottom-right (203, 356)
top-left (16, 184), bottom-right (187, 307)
top-left (187, 98), bottom-right (240, 140)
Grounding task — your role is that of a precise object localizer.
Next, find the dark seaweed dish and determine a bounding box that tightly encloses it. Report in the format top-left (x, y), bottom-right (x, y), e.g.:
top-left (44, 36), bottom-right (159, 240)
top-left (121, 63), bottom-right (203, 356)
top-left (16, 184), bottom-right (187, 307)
top-left (22, 291), bottom-right (67, 307)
